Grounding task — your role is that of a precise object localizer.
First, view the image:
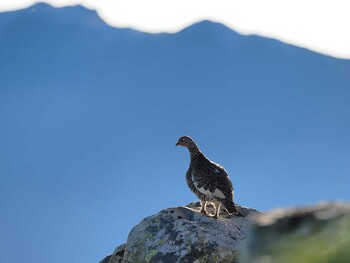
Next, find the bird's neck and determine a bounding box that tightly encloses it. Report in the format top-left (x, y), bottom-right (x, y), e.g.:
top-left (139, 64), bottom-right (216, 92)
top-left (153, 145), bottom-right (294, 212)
top-left (188, 146), bottom-right (202, 162)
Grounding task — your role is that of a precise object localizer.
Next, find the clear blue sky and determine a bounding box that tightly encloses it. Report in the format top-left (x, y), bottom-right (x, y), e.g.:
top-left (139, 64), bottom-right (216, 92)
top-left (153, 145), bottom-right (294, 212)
top-left (0, 3), bottom-right (350, 263)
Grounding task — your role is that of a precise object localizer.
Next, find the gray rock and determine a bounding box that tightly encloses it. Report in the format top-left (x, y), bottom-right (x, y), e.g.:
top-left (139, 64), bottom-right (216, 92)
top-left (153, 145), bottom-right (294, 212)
top-left (240, 202), bottom-right (350, 263)
top-left (102, 202), bottom-right (259, 263)
top-left (100, 244), bottom-right (126, 263)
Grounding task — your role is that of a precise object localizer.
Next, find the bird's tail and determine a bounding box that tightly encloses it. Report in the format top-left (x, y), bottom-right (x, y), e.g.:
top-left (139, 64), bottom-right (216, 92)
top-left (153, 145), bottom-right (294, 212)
top-left (222, 199), bottom-right (237, 214)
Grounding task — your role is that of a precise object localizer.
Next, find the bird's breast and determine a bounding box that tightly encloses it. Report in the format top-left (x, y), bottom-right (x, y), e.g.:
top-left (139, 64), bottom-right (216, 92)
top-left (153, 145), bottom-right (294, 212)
top-left (191, 172), bottom-right (226, 199)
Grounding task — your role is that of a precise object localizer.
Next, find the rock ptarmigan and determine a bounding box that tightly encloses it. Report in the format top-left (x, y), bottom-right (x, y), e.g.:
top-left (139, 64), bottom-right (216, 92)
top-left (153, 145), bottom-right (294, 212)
top-left (176, 136), bottom-right (238, 218)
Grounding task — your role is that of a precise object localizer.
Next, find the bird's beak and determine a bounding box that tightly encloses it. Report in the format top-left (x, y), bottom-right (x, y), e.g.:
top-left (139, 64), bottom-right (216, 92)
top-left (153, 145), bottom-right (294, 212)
top-left (175, 142), bottom-right (179, 146)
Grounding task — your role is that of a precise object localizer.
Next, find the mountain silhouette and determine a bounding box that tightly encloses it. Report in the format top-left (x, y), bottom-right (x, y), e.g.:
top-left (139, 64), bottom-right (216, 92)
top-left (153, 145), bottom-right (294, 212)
top-left (0, 3), bottom-right (349, 263)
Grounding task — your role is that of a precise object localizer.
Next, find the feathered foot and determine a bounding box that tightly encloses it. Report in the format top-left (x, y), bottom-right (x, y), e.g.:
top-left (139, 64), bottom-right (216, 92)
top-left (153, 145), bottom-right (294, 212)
top-left (199, 200), bottom-right (208, 215)
top-left (222, 199), bottom-right (238, 215)
top-left (210, 201), bottom-right (221, 218)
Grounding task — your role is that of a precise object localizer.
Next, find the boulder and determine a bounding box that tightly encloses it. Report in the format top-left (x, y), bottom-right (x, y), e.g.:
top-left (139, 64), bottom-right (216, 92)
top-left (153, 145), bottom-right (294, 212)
top-left (240, 202), bottom-right (350, 263)
top-left (101, 202), bottom-right (259, 263)
top-left (100, 244), bottom-right (126, 263)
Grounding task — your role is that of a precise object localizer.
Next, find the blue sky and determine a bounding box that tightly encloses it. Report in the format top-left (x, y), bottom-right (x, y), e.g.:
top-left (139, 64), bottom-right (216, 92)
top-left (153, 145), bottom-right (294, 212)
top-left (0, 3), bottom-right (350, 263)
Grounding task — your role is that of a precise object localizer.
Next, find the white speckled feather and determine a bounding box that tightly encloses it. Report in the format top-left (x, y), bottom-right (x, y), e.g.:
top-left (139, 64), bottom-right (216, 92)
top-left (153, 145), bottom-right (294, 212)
top-left (192, 173), bottom-right (225, 199)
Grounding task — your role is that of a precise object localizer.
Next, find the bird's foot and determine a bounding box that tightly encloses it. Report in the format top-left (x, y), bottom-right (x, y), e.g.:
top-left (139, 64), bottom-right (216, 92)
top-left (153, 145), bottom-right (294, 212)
top-left (209, 213), bottom-right (219, 219)
top-left (224, 207), bottom-right (243, 217)
top-left (199, 209), bottom-right (208, 215)
top-left (228, 209), bottom-right (244, 217)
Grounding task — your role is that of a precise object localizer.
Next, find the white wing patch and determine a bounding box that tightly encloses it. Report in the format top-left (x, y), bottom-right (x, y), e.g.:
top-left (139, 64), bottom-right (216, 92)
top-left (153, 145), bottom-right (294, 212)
top-left (192, 172), bottom-right (225, 199)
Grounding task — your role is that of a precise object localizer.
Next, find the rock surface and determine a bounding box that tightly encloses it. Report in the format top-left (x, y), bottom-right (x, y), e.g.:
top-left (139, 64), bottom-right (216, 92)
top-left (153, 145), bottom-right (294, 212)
top-left (240, 202), bottom-right (350, 263)
top-left (100, 244), bottom-right (126, 263)
top-left (101, 202), bottom-right (259, 263)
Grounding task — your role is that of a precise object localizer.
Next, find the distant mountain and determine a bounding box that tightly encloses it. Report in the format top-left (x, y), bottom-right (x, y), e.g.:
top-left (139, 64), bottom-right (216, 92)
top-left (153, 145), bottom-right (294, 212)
top-left (0, 3), bottom-right (350, 263)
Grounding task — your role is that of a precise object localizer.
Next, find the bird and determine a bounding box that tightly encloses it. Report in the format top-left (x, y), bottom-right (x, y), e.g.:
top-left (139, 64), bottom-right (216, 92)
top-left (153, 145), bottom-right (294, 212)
top-left (176, 135), bottom-right (238, 218)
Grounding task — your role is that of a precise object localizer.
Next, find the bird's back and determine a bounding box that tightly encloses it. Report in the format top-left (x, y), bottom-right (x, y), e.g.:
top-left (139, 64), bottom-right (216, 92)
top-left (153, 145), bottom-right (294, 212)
top-left (188, 153), bottom-right (233, 201)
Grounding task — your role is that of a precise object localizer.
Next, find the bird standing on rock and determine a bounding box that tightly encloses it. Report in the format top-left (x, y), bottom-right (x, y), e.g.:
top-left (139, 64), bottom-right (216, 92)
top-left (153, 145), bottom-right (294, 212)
top-left (176, 136), bottom-right (238, 218)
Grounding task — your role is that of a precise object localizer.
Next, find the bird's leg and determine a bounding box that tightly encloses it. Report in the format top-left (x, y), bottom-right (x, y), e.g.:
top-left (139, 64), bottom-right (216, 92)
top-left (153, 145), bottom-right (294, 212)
top-left (199, 200), bottom-right (208, 215)
top-left (212, 201), bottom-right (221, 218)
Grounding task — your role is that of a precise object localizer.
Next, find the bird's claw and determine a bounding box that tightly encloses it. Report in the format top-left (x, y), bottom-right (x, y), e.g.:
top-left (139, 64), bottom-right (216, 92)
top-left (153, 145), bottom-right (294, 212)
top-left (199, 209), bottom-right (208, 215)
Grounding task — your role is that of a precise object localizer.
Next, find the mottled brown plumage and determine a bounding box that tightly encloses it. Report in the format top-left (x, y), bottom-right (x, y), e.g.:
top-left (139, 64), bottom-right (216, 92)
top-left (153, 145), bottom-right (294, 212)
top-left (176, 136), bottom-right (237, 218)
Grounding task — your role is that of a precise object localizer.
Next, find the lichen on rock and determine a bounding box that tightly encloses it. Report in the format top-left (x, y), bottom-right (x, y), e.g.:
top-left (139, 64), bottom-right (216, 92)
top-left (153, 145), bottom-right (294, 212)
top-left (101, 202), bottom-right (259, 263)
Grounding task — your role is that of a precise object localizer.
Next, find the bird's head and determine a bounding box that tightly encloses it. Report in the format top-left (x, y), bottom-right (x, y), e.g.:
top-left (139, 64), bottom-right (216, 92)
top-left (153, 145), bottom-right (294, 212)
top-left (175, 136), bottom-right (196, 148)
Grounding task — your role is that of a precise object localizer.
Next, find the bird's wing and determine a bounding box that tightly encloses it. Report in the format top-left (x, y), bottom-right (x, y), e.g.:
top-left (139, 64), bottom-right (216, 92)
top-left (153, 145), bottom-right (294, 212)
top-left (192, 162), bottom-right (233, 200)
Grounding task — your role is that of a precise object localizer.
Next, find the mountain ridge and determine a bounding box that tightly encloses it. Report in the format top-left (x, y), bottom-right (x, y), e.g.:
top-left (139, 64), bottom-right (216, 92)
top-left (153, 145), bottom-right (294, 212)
top-left (1, 2), bottom-right (349, 61)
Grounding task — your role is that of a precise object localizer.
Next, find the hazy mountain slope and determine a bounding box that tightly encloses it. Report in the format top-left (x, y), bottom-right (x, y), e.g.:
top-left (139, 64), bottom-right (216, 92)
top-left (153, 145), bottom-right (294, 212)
top-left (0, 3), bottom-right (349, 263)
